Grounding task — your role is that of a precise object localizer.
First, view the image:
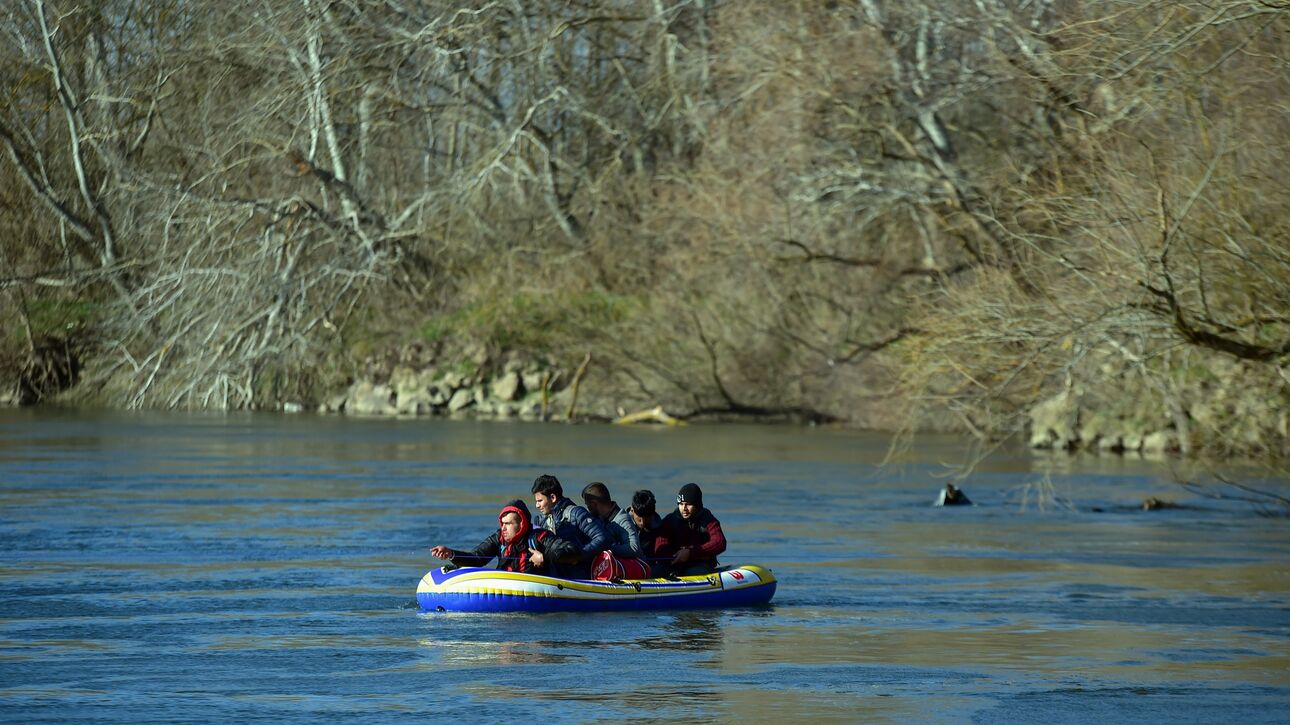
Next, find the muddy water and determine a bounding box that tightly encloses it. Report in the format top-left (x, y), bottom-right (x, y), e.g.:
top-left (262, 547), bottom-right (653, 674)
top-left (1, 410), bottom-right (1286, 722)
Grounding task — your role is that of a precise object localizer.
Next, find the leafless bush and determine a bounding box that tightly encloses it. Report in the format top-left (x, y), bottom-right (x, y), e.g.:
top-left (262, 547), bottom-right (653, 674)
top-left (0, 0), bottom-right (1285, 462)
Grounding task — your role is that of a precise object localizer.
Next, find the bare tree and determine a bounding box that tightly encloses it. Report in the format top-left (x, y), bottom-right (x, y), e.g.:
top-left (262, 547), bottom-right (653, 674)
top-left (1, 0), bottom-right (1285, 463)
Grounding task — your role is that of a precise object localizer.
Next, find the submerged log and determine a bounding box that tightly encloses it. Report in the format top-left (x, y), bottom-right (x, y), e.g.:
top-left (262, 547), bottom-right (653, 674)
top-left (613, 405), bottom-right (685, 426)
top-left (934, 483), bottom-right (972, 506)
top-left (1142, 496), bottom-right (1180, 511)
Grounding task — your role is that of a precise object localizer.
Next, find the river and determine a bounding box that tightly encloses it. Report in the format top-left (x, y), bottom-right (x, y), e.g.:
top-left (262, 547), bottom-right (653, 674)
top-left (1, 409), bottom-right (1286, 723)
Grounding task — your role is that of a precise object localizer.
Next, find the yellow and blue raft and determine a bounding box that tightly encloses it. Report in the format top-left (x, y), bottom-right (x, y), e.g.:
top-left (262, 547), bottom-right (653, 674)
top-left (417, 564), bottom-right (776, 613)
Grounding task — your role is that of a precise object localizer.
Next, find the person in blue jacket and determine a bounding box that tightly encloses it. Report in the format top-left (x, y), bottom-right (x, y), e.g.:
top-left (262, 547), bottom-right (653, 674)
top-left (580, 481), bottom-right (643, 559)
top-left (531, 474), bottom-right (610, 579)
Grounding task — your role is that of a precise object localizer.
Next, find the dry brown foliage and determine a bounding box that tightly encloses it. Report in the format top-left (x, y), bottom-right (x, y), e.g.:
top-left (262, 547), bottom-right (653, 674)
top-left (1, 1), bottom-right (1286, 459)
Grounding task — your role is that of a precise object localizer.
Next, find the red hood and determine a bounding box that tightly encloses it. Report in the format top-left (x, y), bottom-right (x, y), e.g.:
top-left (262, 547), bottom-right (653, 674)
top-left (498, 504), bottom-right (531, 545)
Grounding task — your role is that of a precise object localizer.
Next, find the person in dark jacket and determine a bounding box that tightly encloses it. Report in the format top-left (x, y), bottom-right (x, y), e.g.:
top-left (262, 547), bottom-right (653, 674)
top-left (627, 489), bottom-right (664, 564)
top-left (531, 474), bottom-right (610, 579)
top-left (581, 481), bottom-right (643, 559)
top-left (654, 483), bottom-right (727, 576)
top-left (582, 481), bottom-right (652, 579)
top-left (430, 499), bottom-right (572, 574)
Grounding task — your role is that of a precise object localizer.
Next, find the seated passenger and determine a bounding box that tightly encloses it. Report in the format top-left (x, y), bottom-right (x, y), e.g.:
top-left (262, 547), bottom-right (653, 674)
top-left (531, 474), bottom-right (610, 579)
top-left (627, 489), bottom-right (664, 564)
top-left (581, 482), bottom-right (643, 557)
top-left (654, 483), bottom-right (727, 576)
top-left (581, 481), bottom-right (650, 579)
top-left (429, 499), bottom-right (571, 574)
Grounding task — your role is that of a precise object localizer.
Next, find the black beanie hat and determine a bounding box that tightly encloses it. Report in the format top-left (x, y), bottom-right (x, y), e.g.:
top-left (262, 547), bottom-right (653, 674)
top-left (677, 483), bottom-right (703, 507)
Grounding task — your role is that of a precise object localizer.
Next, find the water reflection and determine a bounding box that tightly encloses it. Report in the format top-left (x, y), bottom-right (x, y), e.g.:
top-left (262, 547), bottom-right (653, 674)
top-left (638, 611), bottom-right (724, 653)
top-left (413, 611), bottom-right (731, 677)
top-left (420, 637), bottom-right (580, 666)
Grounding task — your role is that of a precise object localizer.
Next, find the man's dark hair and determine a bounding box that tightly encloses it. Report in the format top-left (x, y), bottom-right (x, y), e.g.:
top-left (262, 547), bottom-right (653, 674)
top-left (581, 481), bottom-right (610, 503)
top-left (631, 489), bottom-right (656, 516)
top-left (531, 474), bottom-right (563, 498)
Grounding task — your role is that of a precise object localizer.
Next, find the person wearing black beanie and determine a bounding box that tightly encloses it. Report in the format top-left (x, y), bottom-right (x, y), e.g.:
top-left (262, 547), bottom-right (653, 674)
top-left (654, 483), bottom-right (727, 576)
top-left (677, 483), bottom-right (703, 508)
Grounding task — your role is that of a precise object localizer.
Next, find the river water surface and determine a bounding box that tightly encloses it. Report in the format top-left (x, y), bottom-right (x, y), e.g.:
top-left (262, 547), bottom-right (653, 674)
top-left (1, 410), bottom-right (1287, 723)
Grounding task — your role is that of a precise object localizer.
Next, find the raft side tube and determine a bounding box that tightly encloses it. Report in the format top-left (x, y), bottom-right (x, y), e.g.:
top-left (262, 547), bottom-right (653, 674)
top-left (416, 565), bottom-right (776, 613)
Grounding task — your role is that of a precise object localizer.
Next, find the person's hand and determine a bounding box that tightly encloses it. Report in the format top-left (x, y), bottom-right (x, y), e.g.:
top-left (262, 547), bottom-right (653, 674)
top-left (528, 548), bottom-right (545, 567)
top-left (430, 545), bottom-right (453, 561)
top-left (673, 547), bottom-right (692, 565)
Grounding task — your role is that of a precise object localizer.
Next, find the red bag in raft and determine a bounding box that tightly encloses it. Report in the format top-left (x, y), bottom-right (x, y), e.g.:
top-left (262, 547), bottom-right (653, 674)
top-left (591, 550), bottom-right (651, 580)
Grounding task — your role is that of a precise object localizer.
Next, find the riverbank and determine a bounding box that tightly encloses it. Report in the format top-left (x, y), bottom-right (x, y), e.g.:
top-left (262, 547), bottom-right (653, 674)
top-left (3, 337), bottom-right (1287, 467)
top-left (311, 342), bottom-right (1290, 466)
top-left (13, 337), bottom-right (1284, 470)
top-left (4, 3), bottom-right (1287, 470)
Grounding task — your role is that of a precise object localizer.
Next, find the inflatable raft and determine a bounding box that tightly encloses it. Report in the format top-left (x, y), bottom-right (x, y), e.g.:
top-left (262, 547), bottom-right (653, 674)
top-left (417, 564), bottom-right (776, 613)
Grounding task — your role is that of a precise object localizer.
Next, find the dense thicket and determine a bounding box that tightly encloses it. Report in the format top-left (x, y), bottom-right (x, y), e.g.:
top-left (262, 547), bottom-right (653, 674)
top-left (2, 1), bottom-right (1287, 458)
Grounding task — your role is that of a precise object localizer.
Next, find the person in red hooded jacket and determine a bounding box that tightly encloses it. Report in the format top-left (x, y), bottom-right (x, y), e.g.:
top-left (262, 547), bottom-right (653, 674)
top-left (430, 499), bottom-right (572, 574)
top-left (653, 483), bottom-right (727, 576)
